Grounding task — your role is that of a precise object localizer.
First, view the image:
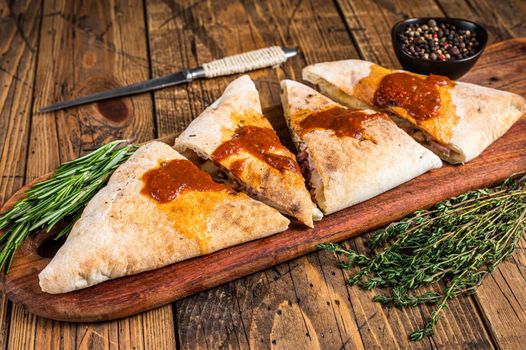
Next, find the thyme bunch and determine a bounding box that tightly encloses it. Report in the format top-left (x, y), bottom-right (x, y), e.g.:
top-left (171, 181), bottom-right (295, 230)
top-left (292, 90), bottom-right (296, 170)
top-left (0, 141), bottom-right (138, 271)
top-left (319, 175), bottom-right (526, 341)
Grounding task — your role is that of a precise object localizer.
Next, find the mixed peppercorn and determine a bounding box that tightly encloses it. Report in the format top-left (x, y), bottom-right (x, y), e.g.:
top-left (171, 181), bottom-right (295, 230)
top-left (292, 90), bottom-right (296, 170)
top-left (398, 19), bottom-right (480, 61)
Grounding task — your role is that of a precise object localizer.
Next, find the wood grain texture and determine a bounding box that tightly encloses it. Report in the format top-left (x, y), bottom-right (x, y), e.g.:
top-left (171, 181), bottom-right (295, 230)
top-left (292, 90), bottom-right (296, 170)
top-left (2, 40), bottom-right (525, 339)
top-left (335, 0), bottom-right (445, 68)
top-left (335, 0), bottom-right (526, 346)
top-left (2, 0), bottom-right (526, 349)
top-left (144, 0), bottom-right (363, 348)
top-left (436, 0), bottom-right (526, 43)
top-left (460, 39), bottom-right (526, 350)
top-left (0, 0), bottom-right (42, 348)
top-left (4, 0), bottom-right (176, 349)
top-left (158, 2), bottom-right (526, 346)
top-left (144, 1), bottom-right (363, 348)
top-left (333, 1), bottom-right (497, 348)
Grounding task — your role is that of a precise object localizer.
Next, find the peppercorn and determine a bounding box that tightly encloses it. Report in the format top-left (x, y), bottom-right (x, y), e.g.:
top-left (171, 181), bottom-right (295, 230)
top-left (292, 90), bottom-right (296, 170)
top-left (399, 19), bottom-right (480, 62)
top-left (449, 46), bottom-right (460, 56)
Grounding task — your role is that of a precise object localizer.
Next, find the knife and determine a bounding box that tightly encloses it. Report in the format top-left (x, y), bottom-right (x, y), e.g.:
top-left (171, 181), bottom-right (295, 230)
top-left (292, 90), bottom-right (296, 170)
top-left (39, 46), bottom-right (298, 113)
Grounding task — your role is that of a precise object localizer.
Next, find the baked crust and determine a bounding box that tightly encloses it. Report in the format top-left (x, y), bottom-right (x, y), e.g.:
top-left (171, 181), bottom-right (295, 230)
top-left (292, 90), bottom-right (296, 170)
top-left (174, 75), bottom-right (316, 227)
top-left (303, 59), bottom-right (526, 163)
top-left (280, 79), bottom-right (442, 214)
top-left (39, 142), bottom-right (289, 294)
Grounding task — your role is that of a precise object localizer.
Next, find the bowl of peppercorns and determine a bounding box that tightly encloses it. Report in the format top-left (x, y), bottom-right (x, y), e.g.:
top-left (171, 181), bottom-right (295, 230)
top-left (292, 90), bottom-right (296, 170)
top-left (392, 17), bottom-right (488, 79)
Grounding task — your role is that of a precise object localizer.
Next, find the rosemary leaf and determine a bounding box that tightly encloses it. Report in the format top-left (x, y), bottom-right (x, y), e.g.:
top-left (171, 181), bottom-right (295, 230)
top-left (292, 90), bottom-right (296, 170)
top-left (0, 140), bottom-right (138, 271)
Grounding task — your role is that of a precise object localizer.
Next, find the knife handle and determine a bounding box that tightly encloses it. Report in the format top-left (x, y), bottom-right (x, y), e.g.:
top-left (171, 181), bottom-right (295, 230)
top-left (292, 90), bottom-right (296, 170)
top-left (202, 46), bottom-right (297, 78)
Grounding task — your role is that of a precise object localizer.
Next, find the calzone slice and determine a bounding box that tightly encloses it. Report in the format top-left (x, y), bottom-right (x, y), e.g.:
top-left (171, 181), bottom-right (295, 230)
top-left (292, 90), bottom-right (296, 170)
top-left (303, 60), bottom-right (526, 163)
top-left (280, 79), bottom-right (442, 215)
top-left (174, 75), bottom-right (320, 227)
top-left (39, 142), bottom-right (289, 294)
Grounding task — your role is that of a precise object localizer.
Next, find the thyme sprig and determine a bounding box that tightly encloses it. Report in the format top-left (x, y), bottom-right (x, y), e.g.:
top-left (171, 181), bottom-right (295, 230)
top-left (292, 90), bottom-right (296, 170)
top-left (319, 175), bottom-right (526, 341)
top-left (0, 141), bottom-right (138, 271)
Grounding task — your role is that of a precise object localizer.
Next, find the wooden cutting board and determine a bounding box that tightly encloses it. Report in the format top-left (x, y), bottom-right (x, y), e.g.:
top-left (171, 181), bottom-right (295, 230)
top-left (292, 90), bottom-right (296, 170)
top-left (1, 38), bottom-right (525, 322)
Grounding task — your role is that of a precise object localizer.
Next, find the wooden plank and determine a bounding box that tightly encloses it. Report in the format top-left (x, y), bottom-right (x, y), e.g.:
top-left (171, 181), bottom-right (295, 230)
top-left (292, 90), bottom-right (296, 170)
top-left (146, 1), bottom-right (524, 346)
top-left (334, 0), bottom-right (499, 348)
top-left (336, 0), bottom-right (526, 347)
top-left (0, 0), bottom-right (41, 236)
top-left (3, 40), bottom-right (525, 350)
top-left (144, 0), bottom-right (362, 348)
top-left (436, 0), bottom-right (526, 43)
top-left (1, 1), bottom-right (524, 344)
top-left (460, 38), bottom-right (526, 350)
top-left (335, 0), bottom-right (448, 68)
top-left (6, 0), bottom-right (176, 349)
top-left (147, 1), bottom-right (364, 348)
top-left (264, 255), bottom-right (366, 349)
top-left (0, 0), bottom-right (42, 349)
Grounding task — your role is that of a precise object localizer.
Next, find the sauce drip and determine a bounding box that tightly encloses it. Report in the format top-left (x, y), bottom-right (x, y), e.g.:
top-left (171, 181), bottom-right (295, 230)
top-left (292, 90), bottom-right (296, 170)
top-left (373, 73), bottom-right (452, 121)
top-left (299, 106), bottom-right (383, 139)
top-left (212, 125), bottom-right (300, 177)
top-left (141, 159), bottom-right (234, 203)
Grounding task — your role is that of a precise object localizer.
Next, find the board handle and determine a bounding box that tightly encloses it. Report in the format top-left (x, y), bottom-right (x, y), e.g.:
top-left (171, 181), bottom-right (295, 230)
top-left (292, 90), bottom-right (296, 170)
top-left (0, 227), bottom-right (57, 292)
top-left (0, 176), bottom-right (59, 257)
top-left (0, 228), bottom-right (58, 293)
top-left (23, 228), bottom-right (62, 258)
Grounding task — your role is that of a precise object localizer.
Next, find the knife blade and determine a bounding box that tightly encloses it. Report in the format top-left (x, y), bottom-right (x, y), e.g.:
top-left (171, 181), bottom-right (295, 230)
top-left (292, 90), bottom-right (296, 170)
top-left (39, 46), bottom-right (298, 113)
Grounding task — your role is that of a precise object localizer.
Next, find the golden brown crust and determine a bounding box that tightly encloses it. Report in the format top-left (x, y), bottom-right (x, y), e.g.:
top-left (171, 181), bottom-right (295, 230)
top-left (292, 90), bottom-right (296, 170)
top-left (38, 142), bottom-right (290, 294)
top-left (280, 79), bottom-right (442, 214)
top-left (303, 59), bottom-right (526, 163)
top-left (175, 75), bottom-right (316, 227)
top-left (352, 65), bottom-right (458, 145)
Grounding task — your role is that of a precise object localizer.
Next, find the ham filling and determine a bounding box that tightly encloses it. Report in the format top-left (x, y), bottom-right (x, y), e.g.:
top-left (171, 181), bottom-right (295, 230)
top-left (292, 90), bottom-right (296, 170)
top-left (390, 115), bottom-right (455, 160)
top-left (296, 141), bottom-right (325, 216)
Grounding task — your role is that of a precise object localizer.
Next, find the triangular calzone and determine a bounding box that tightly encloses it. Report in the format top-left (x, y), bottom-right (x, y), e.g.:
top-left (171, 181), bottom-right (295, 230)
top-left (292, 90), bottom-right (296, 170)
top-left (280, 80), bottom-right (442, 215)
top-left (39, 142), bottom-right (289, 294)
top-left (175, 75), bottom-right (320, 227)
top-left (303, 59), bottom-right (526, 163)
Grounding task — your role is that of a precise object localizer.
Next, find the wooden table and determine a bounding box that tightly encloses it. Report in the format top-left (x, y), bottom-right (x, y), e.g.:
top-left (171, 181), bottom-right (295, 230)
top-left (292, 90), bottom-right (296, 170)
top-left (1, 0), bottom-right (525, 349)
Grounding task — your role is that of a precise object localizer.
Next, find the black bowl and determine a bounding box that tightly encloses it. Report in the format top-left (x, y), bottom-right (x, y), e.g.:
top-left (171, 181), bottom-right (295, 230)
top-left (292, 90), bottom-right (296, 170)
top-left (391, 17), bottom-right (488, 79)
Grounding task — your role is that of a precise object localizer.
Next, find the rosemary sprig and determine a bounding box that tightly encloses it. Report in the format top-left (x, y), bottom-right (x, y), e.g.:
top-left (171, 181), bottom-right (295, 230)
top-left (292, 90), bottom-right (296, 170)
top-left (0, 141), bottom-right (138, 271)
top-left (319, 175), bottom-right (526, 341)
